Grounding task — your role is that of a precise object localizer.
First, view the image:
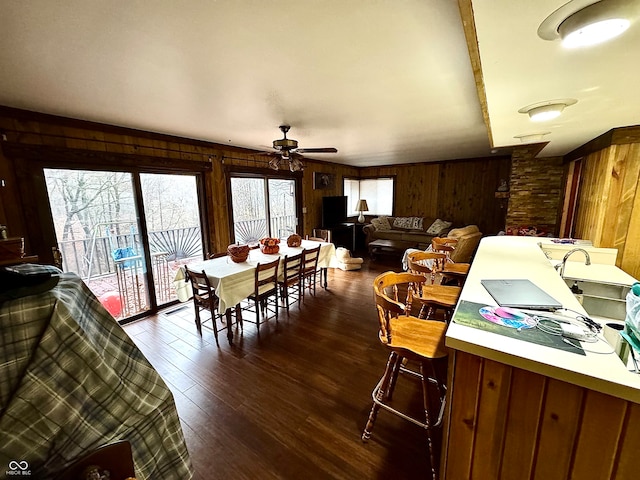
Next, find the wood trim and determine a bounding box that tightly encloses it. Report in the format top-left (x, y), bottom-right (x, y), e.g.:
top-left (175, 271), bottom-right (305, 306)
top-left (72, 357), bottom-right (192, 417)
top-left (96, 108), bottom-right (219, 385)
top-left (0, 105), bottom-right (259, 155)
top-left (1, 142), bottom-right (213, 172)
top-left (457, 0), bottom-right (493, 147)
top-left (564, 125), bottom-right (640, 163)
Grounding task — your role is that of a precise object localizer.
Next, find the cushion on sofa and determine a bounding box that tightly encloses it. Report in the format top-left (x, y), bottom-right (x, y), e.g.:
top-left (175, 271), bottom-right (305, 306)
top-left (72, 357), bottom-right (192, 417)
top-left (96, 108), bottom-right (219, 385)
top-left (447, 224), bottom-right (480, 239)
top-left (426, 218), bottom-right (453, 235)
top-left (371, 216), bottom-right (392, 231)
top-left (392, 216), bottom-right (422, 231)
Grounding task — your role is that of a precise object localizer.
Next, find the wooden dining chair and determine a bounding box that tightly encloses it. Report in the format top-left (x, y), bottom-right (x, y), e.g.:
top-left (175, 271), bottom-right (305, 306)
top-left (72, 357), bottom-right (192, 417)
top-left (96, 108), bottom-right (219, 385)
top-left (301, 245), bottom-right (321, 298)
top-left (244, 258), bottom-right (280, 330)
top-left (363, 271), bottom-right (448, 480)
top-left (278, 252), bottom-right (303, 311)
top-left (185, 266), bottom-right (236, 346)
top-left (306, 228), bottom-right (331, 243)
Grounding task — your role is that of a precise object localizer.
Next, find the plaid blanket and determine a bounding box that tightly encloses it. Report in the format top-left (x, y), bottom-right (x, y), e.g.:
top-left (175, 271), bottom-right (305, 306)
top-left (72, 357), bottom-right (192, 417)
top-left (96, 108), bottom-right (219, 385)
top-left (0, 272), bottom-right (193, 479)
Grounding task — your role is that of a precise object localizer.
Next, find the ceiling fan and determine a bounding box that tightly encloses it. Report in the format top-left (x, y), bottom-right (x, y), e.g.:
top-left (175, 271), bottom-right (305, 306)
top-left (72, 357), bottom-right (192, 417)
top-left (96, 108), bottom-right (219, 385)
top-left (264, 125), bottom-right (337, 172)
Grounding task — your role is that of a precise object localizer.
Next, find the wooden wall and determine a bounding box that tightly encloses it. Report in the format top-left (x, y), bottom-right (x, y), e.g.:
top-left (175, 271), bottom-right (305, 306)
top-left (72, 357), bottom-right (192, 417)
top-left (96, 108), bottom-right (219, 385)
top-left (360, 156), bottom-right (511, 235)
top-left (573, 129), bottom-right (640, 279)
top-left (0, 106), bottom-right (511, 264)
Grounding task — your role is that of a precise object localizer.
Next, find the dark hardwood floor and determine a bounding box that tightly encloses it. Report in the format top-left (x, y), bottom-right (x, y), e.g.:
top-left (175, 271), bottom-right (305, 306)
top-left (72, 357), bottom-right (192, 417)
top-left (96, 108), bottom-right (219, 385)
top-left (123, 256), bottom-right (438, 479)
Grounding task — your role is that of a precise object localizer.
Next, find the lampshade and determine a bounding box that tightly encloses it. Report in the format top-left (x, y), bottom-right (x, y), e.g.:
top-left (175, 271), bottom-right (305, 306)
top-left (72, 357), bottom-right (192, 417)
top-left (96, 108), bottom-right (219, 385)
top-left (356, 199), bottom-right (369, 212)
top-left (356, 199), bottom-right (368, 223)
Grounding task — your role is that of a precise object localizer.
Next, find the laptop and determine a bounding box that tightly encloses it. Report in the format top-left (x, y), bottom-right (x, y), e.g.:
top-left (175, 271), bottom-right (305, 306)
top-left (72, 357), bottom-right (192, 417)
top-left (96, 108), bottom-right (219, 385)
top-left (481, 279), bottom-right (563, 311)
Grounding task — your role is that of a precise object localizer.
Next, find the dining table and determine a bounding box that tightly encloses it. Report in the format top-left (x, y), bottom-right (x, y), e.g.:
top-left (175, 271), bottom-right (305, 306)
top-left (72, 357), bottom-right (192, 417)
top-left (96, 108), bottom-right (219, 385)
top-left (179, 239), bottom-right (337, 343)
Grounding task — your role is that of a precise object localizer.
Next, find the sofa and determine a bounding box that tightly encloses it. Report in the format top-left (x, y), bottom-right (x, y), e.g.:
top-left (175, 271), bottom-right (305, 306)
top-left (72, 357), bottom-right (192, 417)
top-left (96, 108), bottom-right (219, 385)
top-left (364, 216), bottom-right (483, 263)
top-left (363, 216), bottom-right (454, 247)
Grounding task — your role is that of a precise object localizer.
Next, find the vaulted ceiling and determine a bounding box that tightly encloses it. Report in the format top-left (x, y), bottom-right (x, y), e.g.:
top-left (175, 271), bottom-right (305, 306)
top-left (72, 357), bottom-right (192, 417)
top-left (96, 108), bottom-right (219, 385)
top-left (1, 1), bottom-right (638, 167)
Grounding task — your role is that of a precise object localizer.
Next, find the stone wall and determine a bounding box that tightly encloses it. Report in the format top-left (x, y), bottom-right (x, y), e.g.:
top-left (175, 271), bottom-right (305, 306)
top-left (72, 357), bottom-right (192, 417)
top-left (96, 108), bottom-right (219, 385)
top-left (505, 145), bottom-right (564, 236)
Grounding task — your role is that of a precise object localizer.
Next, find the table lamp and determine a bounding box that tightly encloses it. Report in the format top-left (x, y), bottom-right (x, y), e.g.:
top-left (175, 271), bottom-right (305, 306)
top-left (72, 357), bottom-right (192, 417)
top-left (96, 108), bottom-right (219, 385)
top-left (356, 199), bottom-right (369, 223)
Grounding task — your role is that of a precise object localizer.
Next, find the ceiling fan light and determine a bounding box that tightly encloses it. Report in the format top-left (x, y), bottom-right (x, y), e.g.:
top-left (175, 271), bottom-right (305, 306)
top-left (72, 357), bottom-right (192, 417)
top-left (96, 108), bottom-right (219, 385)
top-left (268, 158), bottom-right (280, 170)
top-left (289, 158), bottom-right (303, 172)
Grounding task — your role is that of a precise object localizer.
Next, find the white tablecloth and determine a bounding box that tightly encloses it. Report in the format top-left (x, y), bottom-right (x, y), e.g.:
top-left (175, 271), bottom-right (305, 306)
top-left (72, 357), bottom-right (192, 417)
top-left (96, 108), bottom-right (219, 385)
top-left (177, 240), bottom-right (336, 311)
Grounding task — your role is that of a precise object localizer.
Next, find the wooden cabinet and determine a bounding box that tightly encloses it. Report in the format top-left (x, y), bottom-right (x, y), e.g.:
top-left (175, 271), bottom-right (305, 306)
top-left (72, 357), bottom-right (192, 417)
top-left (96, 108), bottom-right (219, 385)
top-left (440, 350), bottom-right (640, 479)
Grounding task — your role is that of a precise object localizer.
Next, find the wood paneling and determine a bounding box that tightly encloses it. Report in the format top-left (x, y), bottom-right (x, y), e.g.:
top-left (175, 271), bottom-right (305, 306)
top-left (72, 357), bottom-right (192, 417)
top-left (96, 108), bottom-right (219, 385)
top-left (442, 351), bottom-right (637, 480)
top-left (574, 141), bottom-right (640, 278)
top-left (361, 157), bottom-right (511, 235)
top-left (0, 107), bottom-right (512, 262)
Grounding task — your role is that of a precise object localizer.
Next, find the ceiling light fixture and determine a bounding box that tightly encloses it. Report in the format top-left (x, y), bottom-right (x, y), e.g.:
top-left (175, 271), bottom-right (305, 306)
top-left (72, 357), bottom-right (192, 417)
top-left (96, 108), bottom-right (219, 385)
top-left (518, 99), bottom-right (577, 122)
top-left (538, 0), bottom-right (636, 48)
top-left (513, 132), bottom-right (551, 143)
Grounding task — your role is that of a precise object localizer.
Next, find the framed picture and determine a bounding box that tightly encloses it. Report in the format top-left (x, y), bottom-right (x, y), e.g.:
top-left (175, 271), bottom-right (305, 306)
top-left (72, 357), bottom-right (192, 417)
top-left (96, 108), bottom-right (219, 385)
top-left (313, 172), bottom-right (335, 190)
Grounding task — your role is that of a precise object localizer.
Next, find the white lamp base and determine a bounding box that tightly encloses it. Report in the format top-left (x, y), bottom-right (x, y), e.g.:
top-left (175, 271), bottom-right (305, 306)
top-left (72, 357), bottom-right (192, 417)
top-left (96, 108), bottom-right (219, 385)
top-left (358, 212), bottom-right (365, 223)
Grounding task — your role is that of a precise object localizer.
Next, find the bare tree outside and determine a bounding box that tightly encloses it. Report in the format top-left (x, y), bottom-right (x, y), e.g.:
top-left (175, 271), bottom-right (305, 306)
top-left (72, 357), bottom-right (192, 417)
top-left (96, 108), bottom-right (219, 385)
top-left (230, 176), bottom-right (297, 243)
top-left (44, 168), bottom-right (204, 319)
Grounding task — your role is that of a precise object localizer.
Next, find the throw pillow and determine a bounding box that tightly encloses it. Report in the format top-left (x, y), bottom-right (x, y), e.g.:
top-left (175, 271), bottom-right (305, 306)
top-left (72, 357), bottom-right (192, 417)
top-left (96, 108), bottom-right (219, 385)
top-left (393, 217), bottom-right (415, 230)
top-left (426, 218), bottom-right (452, 235)
top-left (370, 218), bottom-right (383, 230)
top-left (378, 216), bottom-right (391, 230)
top-left (410, 217), bottom-right (424, 230)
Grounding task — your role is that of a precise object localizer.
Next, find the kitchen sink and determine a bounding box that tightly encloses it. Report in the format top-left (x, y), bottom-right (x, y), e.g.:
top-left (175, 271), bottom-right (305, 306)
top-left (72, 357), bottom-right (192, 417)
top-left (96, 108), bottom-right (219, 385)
top-left (564, 278), bottom-right (630, 321)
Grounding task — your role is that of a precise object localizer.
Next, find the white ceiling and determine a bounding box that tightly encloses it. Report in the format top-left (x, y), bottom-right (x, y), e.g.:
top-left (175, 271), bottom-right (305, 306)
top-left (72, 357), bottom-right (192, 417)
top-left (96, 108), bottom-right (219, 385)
top-left (0, 1), bottom-right (638, 167)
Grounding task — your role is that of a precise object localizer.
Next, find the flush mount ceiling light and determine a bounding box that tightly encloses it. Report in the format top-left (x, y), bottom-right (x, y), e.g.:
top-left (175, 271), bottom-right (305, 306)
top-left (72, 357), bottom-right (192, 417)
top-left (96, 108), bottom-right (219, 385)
top-left (513, 132), bottom-right (552, 143)
top-left (538, 0), bottom-right (636, 48)
top-left (518, 99), bottom-right (577, 122)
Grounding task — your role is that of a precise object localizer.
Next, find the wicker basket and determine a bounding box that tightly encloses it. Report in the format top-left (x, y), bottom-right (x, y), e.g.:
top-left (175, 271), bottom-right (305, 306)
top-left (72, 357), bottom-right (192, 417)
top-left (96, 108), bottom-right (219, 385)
top-left (227, 244), bottom-right (249, 263)
top-left (287, 234), bottom-right (302, 247)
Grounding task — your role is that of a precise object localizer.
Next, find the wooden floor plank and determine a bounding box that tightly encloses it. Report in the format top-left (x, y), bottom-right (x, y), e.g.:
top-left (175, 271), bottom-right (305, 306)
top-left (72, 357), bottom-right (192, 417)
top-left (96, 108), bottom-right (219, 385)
top-left (123, 257), bottom-right (434, 478)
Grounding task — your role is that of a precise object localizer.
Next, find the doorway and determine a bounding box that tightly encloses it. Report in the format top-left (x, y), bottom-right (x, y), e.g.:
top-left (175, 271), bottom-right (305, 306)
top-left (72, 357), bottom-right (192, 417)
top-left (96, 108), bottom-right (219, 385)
top-left (44, 168), bottom-right (203, 321)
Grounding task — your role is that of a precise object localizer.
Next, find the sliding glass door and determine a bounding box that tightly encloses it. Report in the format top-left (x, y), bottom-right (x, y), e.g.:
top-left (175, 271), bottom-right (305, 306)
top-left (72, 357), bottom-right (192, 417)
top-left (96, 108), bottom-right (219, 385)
top-left (44, 168), bottom-right (203, 321)
top-left (230, 175), bottom-right (298, 243)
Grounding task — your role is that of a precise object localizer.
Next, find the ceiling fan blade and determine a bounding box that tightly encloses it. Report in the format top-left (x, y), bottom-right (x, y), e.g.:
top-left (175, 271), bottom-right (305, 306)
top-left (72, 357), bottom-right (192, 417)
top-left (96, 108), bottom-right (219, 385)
top-left (295, 147), bottom-right (338, 154)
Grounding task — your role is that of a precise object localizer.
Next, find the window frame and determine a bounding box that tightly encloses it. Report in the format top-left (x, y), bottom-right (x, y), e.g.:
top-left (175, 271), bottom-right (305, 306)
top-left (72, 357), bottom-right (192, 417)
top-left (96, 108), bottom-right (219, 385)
top-left (343, 175), bottom-right (395, 217)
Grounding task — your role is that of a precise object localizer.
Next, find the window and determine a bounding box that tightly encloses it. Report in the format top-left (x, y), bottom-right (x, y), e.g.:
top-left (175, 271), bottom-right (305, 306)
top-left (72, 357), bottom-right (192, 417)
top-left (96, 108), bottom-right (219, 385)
top-left (230, 175), bottom-right (299, 243)
top-left (344, 177), bottom-right (394, 216)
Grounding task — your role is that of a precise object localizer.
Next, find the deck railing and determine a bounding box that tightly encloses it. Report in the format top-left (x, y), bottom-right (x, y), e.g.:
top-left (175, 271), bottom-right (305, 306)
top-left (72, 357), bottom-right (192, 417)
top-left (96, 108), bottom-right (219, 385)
top-left (58, 226), bottom-right (203, 279)
top-left (58, 216), bottom-right (297, 279)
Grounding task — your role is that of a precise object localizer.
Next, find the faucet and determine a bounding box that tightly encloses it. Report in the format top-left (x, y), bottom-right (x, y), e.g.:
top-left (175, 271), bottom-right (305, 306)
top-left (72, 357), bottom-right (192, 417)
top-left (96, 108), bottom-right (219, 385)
top-left (555, 248), bottom-right (591, 278)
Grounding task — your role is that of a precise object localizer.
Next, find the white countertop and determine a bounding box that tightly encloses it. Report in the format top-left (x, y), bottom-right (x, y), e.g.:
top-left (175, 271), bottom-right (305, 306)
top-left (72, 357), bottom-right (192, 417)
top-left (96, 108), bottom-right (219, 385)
top-left (446, 236), bottom-right (640, 403)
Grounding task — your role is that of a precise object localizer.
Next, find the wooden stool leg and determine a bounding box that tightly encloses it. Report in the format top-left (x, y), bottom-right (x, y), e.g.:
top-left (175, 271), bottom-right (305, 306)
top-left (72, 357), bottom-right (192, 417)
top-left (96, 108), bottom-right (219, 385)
top-left (362, 352), bottom-right (398, 441)
top-left (385, 354), bottom-right (404, 401)
top-left (421, 360), bottom-right (444, 480)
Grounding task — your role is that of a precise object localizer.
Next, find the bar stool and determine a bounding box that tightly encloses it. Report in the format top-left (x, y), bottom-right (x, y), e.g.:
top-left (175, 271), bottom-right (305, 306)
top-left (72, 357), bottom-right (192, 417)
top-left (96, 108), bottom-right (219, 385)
top-left (406, 251), bottom-right (448, 284)
top-left (432, 238), bottom-right (470, 286)
top-left (363, 271), bottom-right (448, 480)
top-left (420, 284), bottom-right (461, 322)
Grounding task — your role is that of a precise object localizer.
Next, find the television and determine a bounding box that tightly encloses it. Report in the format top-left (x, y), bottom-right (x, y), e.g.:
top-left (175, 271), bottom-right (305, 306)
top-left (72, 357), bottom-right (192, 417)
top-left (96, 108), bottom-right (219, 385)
top-left (321, 196), bottom-right (347, 227)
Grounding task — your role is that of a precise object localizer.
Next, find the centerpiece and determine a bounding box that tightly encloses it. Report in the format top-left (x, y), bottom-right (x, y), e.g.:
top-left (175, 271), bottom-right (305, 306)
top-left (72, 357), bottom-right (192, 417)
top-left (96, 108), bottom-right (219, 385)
top-left (259, 237), bottom-right (280, 254)
top-left (287, 233), bottom-right (302, 247)
top-left (227, 243), bottom-right (250, 263)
